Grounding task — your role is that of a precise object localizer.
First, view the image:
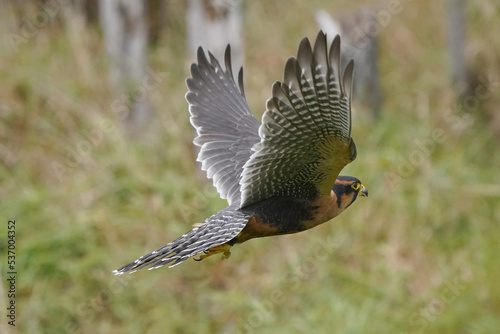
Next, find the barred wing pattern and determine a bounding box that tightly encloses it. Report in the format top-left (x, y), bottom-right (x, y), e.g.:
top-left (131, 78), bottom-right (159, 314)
top-left (187, 47), bottom-right (261, 206)
top-left (113, 205), bottom-right (250, 274)
top-left (240, 32), bottom-right (356, 208)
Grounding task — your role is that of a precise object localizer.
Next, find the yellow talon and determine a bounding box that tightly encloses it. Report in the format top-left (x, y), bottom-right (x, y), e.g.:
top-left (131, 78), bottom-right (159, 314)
top-left (195, 244), bottom-right (232, 261)
top-left (221, 249), bottom-right (231, 260)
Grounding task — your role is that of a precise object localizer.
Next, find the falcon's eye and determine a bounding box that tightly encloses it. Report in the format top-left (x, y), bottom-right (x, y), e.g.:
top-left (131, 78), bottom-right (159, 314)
top-left (351, 183), bottom-right (360, 190)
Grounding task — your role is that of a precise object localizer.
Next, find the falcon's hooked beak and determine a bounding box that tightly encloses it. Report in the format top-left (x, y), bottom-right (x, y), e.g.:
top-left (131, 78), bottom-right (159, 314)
top-left (358, 184), bottom-right (368, 197)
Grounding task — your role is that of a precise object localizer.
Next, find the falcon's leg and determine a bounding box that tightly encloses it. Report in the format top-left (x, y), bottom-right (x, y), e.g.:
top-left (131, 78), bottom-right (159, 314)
top-left (194, 243), bottom-right (232, 261)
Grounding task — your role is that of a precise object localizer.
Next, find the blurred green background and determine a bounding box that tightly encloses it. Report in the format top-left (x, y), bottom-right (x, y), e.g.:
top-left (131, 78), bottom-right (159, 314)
top-left (1, 0), bottom-right (500, 333)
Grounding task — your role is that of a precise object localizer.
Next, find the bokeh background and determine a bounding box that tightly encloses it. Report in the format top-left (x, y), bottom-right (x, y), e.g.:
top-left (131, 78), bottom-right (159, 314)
top-left (1, 0), bottom-right (500, 333)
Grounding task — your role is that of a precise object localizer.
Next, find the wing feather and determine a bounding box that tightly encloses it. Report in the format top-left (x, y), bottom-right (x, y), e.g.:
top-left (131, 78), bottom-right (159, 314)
top-left (187, 46), bottom-right (261, 205)
top-left (239, 31), bottom-right (357, 208)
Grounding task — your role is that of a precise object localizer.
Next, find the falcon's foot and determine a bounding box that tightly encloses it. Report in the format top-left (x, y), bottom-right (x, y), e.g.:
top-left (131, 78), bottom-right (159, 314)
top-left (194, 243), bottom-right (232, 261)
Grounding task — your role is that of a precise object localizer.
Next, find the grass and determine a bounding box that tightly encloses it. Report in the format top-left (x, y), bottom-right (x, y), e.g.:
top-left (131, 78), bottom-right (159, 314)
top-left (1, 0), bottom-right (500, 333)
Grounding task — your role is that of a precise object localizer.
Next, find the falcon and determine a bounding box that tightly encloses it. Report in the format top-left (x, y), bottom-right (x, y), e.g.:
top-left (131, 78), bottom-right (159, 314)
top-left (114, 31), bottom-right (368, 275)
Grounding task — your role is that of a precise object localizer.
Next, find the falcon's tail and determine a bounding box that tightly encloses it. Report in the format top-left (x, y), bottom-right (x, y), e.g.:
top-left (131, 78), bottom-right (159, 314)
top-left (113, 206), bottom-right (249, 275)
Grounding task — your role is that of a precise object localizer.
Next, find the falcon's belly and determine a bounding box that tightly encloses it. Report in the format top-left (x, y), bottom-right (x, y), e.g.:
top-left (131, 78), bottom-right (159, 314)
top-left (233, 196), bottom-right (311, 244)
top-left (234, 216), bottom-right (281, 244)
top-left (232, 190), bottom-right (350, 244)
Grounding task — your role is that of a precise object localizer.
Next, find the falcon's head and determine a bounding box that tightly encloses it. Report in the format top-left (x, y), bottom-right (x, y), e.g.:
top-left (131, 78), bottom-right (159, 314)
top-left (332, 175), bottom-right (368, 209)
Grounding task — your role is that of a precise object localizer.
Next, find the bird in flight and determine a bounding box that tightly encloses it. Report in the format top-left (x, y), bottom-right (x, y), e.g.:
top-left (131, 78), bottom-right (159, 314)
top-left (114, 31), bottom-right (368, 275)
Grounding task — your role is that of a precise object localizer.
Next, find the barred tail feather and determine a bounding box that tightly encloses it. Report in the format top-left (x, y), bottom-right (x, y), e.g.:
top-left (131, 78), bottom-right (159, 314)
top-left (113, 206), bottom-right (250, 275)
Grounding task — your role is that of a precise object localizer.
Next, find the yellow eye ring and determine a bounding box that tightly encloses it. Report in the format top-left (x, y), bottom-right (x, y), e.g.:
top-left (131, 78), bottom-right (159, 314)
top-left (351, 183), bottom-right (360, 190)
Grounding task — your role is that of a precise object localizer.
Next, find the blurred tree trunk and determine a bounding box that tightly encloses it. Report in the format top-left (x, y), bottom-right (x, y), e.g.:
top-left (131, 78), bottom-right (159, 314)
top-left (99, 0), bottom-right (150, 134)
top-left (316, 8), bottom-right (382, 117)
top-left (446, 0), bottom-right (470, 95)
top-left (186, 0), bottom-right (243, 70)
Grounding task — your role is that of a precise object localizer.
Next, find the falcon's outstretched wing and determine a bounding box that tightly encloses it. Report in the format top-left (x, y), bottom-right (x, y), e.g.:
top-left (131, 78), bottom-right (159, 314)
top-left (186, 47), bottom-right (261, 206)
top-left (240, 31), bottom-right (357, 208)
